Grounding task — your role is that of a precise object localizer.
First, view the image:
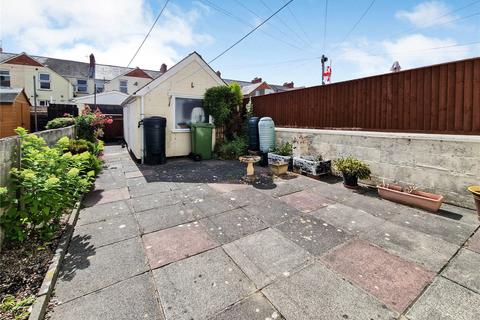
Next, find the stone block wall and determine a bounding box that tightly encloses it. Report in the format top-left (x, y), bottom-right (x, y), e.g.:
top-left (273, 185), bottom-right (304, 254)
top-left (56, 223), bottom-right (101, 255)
top-left (276, 128), bottom-right (480, 209)
top-left (0, 126), bottom-right (75, 248)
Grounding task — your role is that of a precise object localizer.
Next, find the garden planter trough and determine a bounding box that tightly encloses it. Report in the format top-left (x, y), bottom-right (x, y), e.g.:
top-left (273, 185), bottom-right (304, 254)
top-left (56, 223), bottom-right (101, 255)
top-left (293, 156), bottom-right (331, 176)
top-left (268, 153), bottom-right (292, 169)
top-left (377, 184), bottom-right (444, 212)
top-left (467, 186), bottom-right (480, 219)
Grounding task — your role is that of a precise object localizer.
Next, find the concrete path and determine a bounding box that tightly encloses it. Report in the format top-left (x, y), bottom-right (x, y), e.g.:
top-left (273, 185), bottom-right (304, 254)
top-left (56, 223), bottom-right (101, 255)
top-left (48, 144), bottom-right (480, 320)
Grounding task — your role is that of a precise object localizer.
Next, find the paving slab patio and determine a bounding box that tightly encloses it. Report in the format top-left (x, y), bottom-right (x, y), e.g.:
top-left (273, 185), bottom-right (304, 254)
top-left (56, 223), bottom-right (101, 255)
top-left (49, 144), bottom-right (480, 320)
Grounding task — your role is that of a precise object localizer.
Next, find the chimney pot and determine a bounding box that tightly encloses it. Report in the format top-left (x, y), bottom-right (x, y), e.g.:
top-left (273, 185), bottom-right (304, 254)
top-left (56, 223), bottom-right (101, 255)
top-left (251, 77), bottom-right (262, 84)
top-left (160, 63), bottom-right (167, 73)
top-left (283, 81), bottom-right (294, 88)
top-left (216, 70), bottom-right (221, 77)
top-left (88, 53), bottom-right (96, 79)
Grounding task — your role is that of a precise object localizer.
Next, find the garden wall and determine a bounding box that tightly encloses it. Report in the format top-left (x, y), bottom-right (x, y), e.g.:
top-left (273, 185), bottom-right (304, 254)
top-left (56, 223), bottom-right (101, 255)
top-left (275, 128), bottom-right (480, 209)
top-left (0, 126), bottom-right (75, 248)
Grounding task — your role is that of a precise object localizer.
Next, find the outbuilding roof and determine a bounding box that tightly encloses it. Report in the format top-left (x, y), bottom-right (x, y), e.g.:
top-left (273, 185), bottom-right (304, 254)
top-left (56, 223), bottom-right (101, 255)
top-left (0, 88), bottom-right (30, 104)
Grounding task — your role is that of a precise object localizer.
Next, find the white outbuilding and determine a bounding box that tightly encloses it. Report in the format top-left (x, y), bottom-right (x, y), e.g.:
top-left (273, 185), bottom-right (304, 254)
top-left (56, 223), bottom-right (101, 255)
top-left (122, 52), bottom-right (225, 162)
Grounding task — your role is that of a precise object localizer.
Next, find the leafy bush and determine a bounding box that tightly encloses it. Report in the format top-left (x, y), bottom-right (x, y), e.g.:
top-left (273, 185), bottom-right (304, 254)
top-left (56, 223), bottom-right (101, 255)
top-left (1, 294), bottom-right (35, 320)
top-left (333, 156), bottom-right (371, 179)
top-left (0, 129), bottom-right (100, 242)
top-left (45, 117), bottom-right (76, 129)
top-left (76, 106), bottom-right (113, 142)
top-left (272, 142), bottom-right (293, 156)
top-left (203, 86), bottom-right (235, 127)
top-left (215, 135), bottom-right (247, 160)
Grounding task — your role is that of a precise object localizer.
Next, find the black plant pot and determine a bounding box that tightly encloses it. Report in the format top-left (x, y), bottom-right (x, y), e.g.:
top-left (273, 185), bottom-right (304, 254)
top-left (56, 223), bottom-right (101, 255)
top-left (342, 173), bottom-right (358, 189)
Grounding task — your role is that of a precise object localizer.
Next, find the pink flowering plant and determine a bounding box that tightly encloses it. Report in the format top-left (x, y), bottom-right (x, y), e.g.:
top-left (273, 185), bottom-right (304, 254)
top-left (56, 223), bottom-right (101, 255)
top-left (76, 106), bottom-right (113, 142)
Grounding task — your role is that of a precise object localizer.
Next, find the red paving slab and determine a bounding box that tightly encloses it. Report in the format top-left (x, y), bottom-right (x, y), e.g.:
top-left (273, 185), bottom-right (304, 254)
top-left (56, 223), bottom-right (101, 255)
top-left (207, 183), bottom-right (250, 193)
top-left (83, 187), bottom-right (130, 206)
top-left (142, 223), bottom-right (219, 269)
top-left (321, 239), bottom-right (435, 313)
top-left (466, 230), bottom-right (480, 254)
top-left (278, 190), bottom-right (332, 213)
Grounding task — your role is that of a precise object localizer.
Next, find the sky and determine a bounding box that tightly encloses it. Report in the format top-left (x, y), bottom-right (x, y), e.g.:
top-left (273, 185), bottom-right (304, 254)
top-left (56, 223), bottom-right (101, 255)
top-left (1, 0), bottom-right (479, 87)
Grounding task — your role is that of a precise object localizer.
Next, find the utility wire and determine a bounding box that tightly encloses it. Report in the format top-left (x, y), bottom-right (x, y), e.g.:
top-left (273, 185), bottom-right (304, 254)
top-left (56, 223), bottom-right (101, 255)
top-left (127, 0), bottom-right (170, 67)
top-left (199, 0), bottom-right (304, 51)
top-left (322, 0), bottom-right (328, 52)
top-left (209, 0), bottom-right (295, 64)
top-left (330, 0), bottom-right (376, 54)
top-left (287, 6), bottom-right (313, 43)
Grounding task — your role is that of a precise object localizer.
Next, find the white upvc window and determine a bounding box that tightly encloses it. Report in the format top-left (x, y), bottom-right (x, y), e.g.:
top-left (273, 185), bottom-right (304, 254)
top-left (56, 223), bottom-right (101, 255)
top-left (39, 73), bottom-right (51, 90)
top-left (77, 79), bottom-right (88, 92)
top-left (119, 80), bottom-right (128, 93)
top-left (0, 70), bottom-right (10, 87)
top-left (171, 95), bottom-right (209, 132)
top-left (39, 100), bottom-right (49, 107)
top-left (95, 79), bottom-right (104, 93)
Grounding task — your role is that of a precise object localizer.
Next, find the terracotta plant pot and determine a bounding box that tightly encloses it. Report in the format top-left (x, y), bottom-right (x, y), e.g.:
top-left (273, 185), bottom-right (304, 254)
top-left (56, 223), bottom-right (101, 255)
top-left (270, 162), bottom-right (288, 176)
top-left (377, 184), bottom-right (444, 212)
top-left (467, 186), bottom-right (480, 219)
top-left (342, 173), bottom-right (359, 189)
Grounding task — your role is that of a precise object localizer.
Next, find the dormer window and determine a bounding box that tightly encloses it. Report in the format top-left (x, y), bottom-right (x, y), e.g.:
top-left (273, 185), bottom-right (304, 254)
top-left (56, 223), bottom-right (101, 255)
top-left (39, 73), bottom-right (51, 90)
top-left (119, 80), bottom-right (128, 93)
top-left (0, 70), bottom-right (10, 87)
top-left (77, 79), bottom-right (88, 92)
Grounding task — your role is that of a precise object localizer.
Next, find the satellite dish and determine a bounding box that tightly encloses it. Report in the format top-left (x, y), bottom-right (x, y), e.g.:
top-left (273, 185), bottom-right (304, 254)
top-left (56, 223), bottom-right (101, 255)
top-left (390, 61), bottom-right (401, 72)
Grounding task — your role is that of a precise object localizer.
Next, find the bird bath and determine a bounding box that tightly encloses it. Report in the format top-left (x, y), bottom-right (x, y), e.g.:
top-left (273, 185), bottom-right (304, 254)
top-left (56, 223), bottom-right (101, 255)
top-left (239, 155), bottom-right (261, 177)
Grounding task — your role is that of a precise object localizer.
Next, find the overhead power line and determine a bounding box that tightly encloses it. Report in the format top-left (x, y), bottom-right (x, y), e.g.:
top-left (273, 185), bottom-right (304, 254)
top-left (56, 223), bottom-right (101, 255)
top-left (127, 0), bottom-right (170, 67)
top-left (209, 0), bottom-right (295, 64)
top-left (322, 0), bottom-right (328, 52)
top-left (330, 0), bottom-right (376, 54)
top-left (287, 6), bottom-right (313, 44)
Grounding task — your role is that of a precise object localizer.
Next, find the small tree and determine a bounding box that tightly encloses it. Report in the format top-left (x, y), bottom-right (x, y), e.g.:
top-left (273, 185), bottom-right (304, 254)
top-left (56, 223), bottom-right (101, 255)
top-left (203, 86), bottom-right (235, 127)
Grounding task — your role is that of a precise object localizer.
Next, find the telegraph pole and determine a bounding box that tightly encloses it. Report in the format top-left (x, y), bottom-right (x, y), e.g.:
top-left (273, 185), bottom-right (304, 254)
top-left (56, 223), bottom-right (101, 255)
top-left (33, 75), bottom-right (38, 132)
top-left (321, 54), bottom-right (328, 85)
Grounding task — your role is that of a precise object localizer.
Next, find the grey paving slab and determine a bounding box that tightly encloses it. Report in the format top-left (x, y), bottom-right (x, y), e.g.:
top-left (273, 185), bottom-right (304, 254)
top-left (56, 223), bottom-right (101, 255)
top-left (442, 249), bottom-right (480, 293)
top-left (94, 174), bottom-right (127, 190)
top-left (194, 196), bottom-right (243, 218)
top-left (311, 203), bottom-right (386, 235)
top-left (221, 187), bottom-right (274, 207)
top-left (242, 200), bottom-right (301, 226)
top-left (136, 203), bottom-right (201, 234)
top-left (126, 176), bottom-right (148, 187)
top-left (467, 229), bottom-right (480, 254)
top-left (82, 187), bottom-right (130, 207)
top-left (129, 191), bottom-right (183, 212)
top-left (309, 182), bottom-right (367, 203)
top-left (50, 273), bottom-right (163, 320)
top-left (407, 277), bottom-right (480, 320)
top-left (388, 209), bottom-right (477, 245)
top-left (153, 248), bottom-right (256, 320)
top-left (258, 181), bottom-right (304, 198)
top-left (54, 237), bottom-right (148, 303)
top-left (359, 221), bottom-right (459, 272)
top-left (209, 292), bottom-right (284, 320)
top-left (223, 228), bottom-right (312, 288)
top-left (70, 214), bottom-right (139, 253)
top-left (437, 203), bottom-right (480, 227)
top-left (201, 208), bottom-right (267, 244)
top-left (275, 215), bottom-right (352, 256)
top-left (341, 191), bottom-right (407, 219)
top-left (179, 184), bottom-right (219, 203)
top-left (77, 200), bottom-right (132, 226)
top-left (129, 181), bottom-right (178, 198)
top-left (262, 261), bottom-right (398, 320)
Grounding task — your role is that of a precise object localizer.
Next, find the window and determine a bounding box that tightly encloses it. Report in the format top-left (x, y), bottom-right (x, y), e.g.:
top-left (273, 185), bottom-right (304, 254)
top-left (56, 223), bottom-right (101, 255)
top-left (77, 79), bottom-right (88, 92)
top-left (0, 70), bottom-right (10, 87)
top-left (119, 80), bottom-right (128, 93)
top-left (39, 73), bottom-right (51, 89)
top-left (39, 100), bottom-right (49, 107)
top-left (95, 80), bottom-right (104, 93)
top-left (174, 97), bottom-right (208, 130)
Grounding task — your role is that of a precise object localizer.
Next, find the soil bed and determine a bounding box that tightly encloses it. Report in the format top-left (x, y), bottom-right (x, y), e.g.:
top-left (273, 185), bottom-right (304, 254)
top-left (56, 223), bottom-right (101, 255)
top-left (0, 219), bottom-right (67, 320)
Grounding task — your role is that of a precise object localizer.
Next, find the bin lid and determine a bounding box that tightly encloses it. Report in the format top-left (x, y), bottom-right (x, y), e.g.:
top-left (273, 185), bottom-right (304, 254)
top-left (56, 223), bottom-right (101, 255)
top-left (190, 122), bottom-right (214, 128)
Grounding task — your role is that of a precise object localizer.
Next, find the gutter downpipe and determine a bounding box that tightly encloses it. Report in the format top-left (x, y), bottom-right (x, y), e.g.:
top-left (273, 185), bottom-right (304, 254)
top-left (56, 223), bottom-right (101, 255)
top-left (140, 95), bottom-right (145, 164)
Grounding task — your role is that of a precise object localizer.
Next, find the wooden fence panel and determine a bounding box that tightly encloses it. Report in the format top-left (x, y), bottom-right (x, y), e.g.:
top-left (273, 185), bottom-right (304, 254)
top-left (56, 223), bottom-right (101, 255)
top-left (249, 57), bottom-right (480, 134)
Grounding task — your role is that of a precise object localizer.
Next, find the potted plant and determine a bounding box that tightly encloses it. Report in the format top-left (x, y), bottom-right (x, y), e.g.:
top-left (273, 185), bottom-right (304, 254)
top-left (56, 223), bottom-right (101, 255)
top-left (378, 182), bottom-right (444, 212)
top-left (467, 186), bottom-right (480, 219)
top-left (333, 156), bottom-right (371, 188)
top-left (293, 154), bottom-right (331, 176)
top-left (270, 160), bottom-right (289, 176)
top-left (268, 142), bottom-right (293, 168)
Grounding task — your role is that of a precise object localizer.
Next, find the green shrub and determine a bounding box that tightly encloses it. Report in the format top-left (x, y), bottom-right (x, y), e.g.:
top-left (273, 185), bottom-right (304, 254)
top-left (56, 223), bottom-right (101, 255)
top-left (46, 117), bottom-right (76, 129)
top-left (272, 142), bottom-right (293, 156)
top-left (215, 135), bottom-right (247, 160)
top-left (0, 129), bottom-right (100, 242)
top-left (76, 106), bottom-right (113, 142)
top-left (333, 156), bottom-right (371, 179)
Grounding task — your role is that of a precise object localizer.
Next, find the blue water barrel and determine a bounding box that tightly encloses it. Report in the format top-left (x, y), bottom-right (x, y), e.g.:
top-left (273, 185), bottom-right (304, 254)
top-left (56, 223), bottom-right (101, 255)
top-left (248, 117), bottom-right (260, 151)
top-left (258, 117), bottom-right (275, 153)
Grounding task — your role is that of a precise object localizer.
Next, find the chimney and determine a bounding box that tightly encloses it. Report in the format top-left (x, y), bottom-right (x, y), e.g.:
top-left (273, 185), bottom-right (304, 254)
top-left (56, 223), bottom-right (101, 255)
top-left (216, 70), bottom-right (221, 78)
top-left (160, 63), bottom-right (167, 73)
top-left (251, 77), bottom-right (262, 84)
top-left (283, 81), bottom-right (294, 88)
top-left (88, 53), bottom-right (95, 79)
